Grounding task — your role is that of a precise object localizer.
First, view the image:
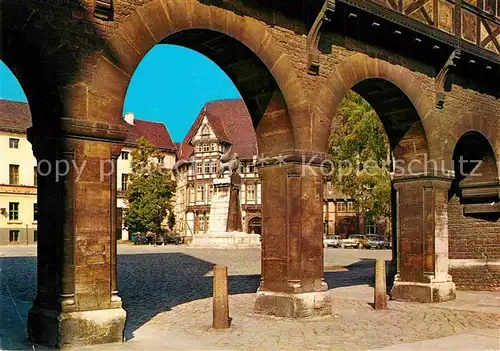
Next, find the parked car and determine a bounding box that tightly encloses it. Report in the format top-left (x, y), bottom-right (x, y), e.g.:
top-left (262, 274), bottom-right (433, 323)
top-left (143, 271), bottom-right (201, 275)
top-left (365, 235), bottom-right (386, 249)
top-left (133, 234), bottom-right (149, 245)
top-left (341, 234), bottom-right (368, 249)
top-left (164, 235), bottom-right (184, 245)
top-left (155, 234), bottom-right (164, 245)
top-left (324, 235), bottom-right (341, 248)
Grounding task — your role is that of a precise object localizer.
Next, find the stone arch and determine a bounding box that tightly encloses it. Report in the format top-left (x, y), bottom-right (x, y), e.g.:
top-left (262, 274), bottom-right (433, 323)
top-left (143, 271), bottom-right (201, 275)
top-left (85, 0), bottom-right (310, 155)
top-left (312, 53), bottom-right (434, 165)
top-left (442, 113), bottom-right (499, 180)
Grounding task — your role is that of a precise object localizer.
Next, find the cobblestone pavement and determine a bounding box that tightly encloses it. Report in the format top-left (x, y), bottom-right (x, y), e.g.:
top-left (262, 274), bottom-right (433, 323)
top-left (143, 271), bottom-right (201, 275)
top-left (1, 245), bottom-right (499, 350)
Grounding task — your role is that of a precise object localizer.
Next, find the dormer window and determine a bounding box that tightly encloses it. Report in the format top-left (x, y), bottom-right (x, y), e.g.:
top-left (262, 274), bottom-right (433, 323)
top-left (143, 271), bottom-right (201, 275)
top-left (201, 125), bottom-right (210, 139)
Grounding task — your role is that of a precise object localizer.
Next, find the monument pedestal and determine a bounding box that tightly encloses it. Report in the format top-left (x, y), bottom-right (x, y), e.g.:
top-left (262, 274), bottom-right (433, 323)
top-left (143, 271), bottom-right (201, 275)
top-left (190, 174), bottom-right (260, 248)
top-left (191, 231), bottom-right (261, 248)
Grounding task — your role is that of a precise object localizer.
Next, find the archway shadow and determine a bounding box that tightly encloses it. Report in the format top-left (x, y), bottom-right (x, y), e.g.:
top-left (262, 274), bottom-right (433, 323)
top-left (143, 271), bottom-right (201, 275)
top-left (117, 253), bottom-right (261, 340)
top-left (0, 253), bottom-right (393, 348)
top-left (324, 258), bottom-right (395, 293)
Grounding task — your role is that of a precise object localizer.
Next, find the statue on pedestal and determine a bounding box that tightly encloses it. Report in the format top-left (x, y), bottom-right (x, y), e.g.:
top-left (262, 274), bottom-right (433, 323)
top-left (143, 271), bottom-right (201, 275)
top-left (217, 147), bottom-right (239, 178)
top-left (190, 149), bottom-right (260, 248)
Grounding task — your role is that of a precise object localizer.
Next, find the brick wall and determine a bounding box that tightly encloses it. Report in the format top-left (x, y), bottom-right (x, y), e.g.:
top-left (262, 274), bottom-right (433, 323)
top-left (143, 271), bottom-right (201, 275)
top-left (448, 196), bottom-right (500, 260)
top-left (448, 196), bottom-right (500, 290)
top-left (449, 266), bottom-right (500, 291)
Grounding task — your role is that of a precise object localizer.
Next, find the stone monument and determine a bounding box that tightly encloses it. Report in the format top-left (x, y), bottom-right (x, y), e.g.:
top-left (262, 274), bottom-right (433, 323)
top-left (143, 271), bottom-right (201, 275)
top-left (191, 154), bottom-right (260, 248)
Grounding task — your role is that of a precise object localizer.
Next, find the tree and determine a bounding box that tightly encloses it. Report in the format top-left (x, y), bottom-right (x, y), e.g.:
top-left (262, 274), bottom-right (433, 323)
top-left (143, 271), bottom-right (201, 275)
top-left (124, 137), bottom-right (176, 238)
top-left (168, 212), bottom-right (176, 231)
top-left (328, 91), bottom-right (391, 223)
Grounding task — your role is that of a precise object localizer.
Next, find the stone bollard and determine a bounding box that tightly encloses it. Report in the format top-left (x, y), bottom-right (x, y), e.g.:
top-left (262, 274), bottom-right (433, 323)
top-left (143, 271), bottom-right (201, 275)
top-left (213, 265), bottom-right (229, 329)
top-left (374, 259), bottom-right (388, 309)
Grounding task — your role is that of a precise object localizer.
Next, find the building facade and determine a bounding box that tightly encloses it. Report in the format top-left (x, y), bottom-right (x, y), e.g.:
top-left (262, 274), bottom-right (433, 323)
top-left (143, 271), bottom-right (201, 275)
top-left (323, 180), bottom-right (390, 239)
top-left (116, 112), bottom-right (177, 240)
top-left (0, 100), bottom-right (38, 245)
top-left (174, 99), bottom-right (386, 240)
top-left (0, 100), bottom-right (177, 244)
top-left (175, 99), bottom-right (262, 238)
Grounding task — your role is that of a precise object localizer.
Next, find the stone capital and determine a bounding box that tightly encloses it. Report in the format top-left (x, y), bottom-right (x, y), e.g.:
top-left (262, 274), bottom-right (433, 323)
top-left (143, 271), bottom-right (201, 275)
top-left (110, 144), bottom-right (123, 160)
top-left (28, 118), bottom-right (128, 146)
top-left (27, 128), bottom-right (79, 160)
top-left (392, 170), bottom-right (454, 190)
top-left (256, 151), bottom-right (330, 168)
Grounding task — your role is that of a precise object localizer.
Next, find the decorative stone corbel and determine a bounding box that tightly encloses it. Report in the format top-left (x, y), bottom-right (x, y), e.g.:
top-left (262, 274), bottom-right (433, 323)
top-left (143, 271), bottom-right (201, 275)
top-left (306, 0), bottom-right (336, 75)
top-left (435, 49), bottom-right (460, 109)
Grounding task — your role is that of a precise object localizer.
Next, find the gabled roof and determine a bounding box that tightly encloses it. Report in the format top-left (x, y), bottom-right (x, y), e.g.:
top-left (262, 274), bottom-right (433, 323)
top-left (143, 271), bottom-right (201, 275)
top-left (177, 99), bottom-right (257, 161)
top-left (0, 99), bottom-right (32, 133)
top-left (0, 99), bottom-right (176, 151)
top-left (124, 119), bottom-right (176, 151)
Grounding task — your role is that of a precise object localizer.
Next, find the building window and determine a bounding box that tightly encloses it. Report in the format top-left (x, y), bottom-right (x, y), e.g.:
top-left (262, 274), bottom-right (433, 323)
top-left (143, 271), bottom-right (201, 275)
top-left (337, 201), bottom-right (346, 212)
top-left (34, 166), bottom-right (38, 187)
top-left (204, 162), bottom-right (210, 174)
top-left (157, 156), bottom-right (164, 164)
top-left (33, 203), bottom-right (38, 221)
top-left (9, 138), bottom-right (19, 149)
top-left (189, 186), bottom-right (195, 203)
top-left (9, 202), bottom-right (19, 221)
top-left (202, 143), bottom-right (210, 152)
top-left (121, 174), bottom-right (129, 191)
top-left (211, 162), bottom-right (217, 174)
top-left (347, 201), bottom-right (354, 212)
top-left (248, 217), bottom-right (262, 235)
top-left (34, 230), bottom-right (38, 242)
top-left (9, 165), bottom-right (19, 185)
top-left (196, 163), bottom-right (203, 174)
top-left (484, 0), bottom-right (496, 14)
top-left (196, 185), bottom-right (204, 202)
top-left (121, 151), bottom-right (129, 160)
top-left (248, 164), bottom-right (255, 173)
top-left (195, 144), bottom-right (202, 153)
top-left (366, 220), bottom-right (378, 234)
top-left (210, 143), bottom-right (216, 151)
top-left (201, 125), bottom-right (210, 139)
top-left (9, 230), bottom-right (19, 242)
top-left (247, 184), bottom-right (256, 201)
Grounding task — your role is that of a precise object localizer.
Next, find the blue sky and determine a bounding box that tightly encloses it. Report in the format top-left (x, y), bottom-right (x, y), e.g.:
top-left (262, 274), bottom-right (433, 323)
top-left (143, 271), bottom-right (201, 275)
top-left (0, 44), bottom-right (241, 142)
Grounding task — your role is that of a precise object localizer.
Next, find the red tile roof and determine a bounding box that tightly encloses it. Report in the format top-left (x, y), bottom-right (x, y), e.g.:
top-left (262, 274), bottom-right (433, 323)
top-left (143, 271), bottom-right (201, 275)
top-left (0, 99), bottom-right (176, 151)
top-left (177, 99), bottom-right (258, 161)
top-left (0, 99), bottom-right (32, 132)
top-left (124, 119), bottom-right (176, 151)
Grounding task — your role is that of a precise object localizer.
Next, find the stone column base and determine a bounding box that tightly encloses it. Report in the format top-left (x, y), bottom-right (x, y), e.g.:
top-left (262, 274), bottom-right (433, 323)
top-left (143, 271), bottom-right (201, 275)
top-left (28, 306), bottom-right (126, 348)
top-left (390, 281), bottom-right (456, 303)
top-left (254, 290), bottom-right (331, 317)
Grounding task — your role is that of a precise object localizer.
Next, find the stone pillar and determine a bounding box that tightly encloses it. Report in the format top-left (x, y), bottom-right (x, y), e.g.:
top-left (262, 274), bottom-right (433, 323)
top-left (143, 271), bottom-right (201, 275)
top-left (254, 154), bottom-right (330, 317)
top-left (226, 173), bottom-right (243, 232)
top-left (390, 173), bottom-right (456, 302)
top-left (110, 146), bottom-right (121, 303)
top-left (26, 120), bottom-right (127, 348)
